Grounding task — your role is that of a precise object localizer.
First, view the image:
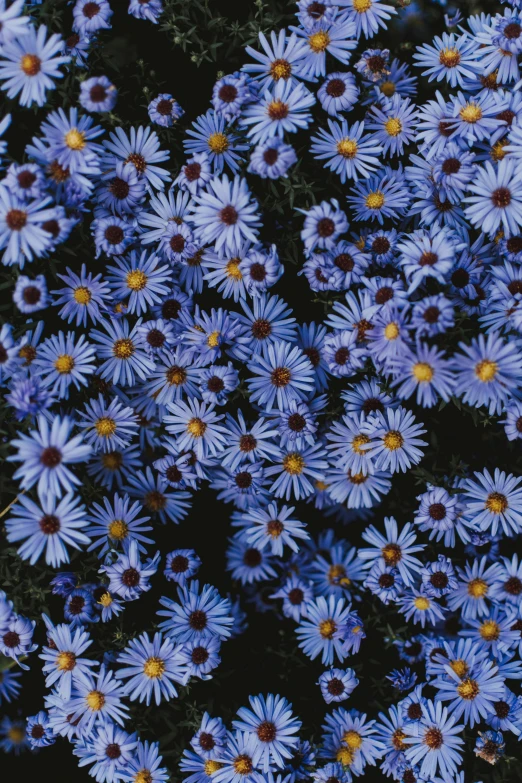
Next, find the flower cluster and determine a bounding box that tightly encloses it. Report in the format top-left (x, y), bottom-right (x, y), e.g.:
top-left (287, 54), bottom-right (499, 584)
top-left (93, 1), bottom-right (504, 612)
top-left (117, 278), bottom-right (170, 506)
top-left (1, 0), bottom-right (522, 782)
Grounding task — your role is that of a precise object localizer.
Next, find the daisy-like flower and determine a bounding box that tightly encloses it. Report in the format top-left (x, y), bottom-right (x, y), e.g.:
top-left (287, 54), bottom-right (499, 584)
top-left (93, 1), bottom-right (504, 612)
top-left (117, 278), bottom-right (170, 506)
top-left (149, 93), bottom-right (184, 128)
top-left (433, 658), bottom-right (505, 728)
top-left (102, 125), bottom-right (170, 190)
top-left (86, 492), bottom-right (153, 558)
top-left (403, 700), bottom-right (464, 779)
top-left (91, 317), bottom-right (155, 387)
top-left (5, 492), bottom-right (90, 568)
top-left (243, 30), bottom-right (308, 89)
top-left (397, 226), bottom-right (455, 292)
top-left (79, 75), bottom-right (118, 112)
top-left (0, 615), bottom-right (37, 668)
top-left (490, 554), bottom-right (522, 606)
top-left (13, 273), bottom-right (48, 313)
top-left (291, 16), bottom-right (357, 80)
top-left (464, 159), bottom-right (522, 238)
top-left (212, 72), bottom-right (257, 122)
top-left (100, 539), bottom-right (160, 601)
top-left (362, 407), bottom-right (427, 474)
top-left (367, 95), bottom-right (417, 157)
top-left (164, 549), bottom-right (201, 585)
top-left (53, 264), bottom-right (112, 326)
top-left (128, 0), bottom-right (164, 22)
top-left (0, 0), bottom-right (29, 47)
top-left (0, 25), bottom-right (69, 107)
top-left (121, 741), bottom-right (169, 783)
top-left (107, 250), bottom-right (170, 316)
top-left (310, 120), bottom-right (383, 183)
top-left (462, 468), bottom-right (522, 537)
top-left (452, 331), bottom-right (522, 415)
top-left (78, 395), bottom-right (139, 453)
top-left (247, 340), bottom-right (315, 412)
top-left (358, 516), bottom-right (425, 587)
top-left (26, 711), bottom-right (55, 749)
top-left (164, 398), bottom-right (228, 459)
top-left (39, 107), bottom-right (103, 175)
top-left (318, 668), bottom-right (358, 704)
top-left (413, 32), bottom-right (480, 87)
top-left (326, 412), bottom-right (375, 476)
top-left (73, 0), bottom-right (113, 34)
top-left (0, 186), bottom-right (57, 267)
top-left (190, 175), bottom-right (261, 256)
top-left (411, 294), bottom-right (455, 337)
top-left (296, 595), bottom-right (351, 665)
top-left (184, 110), bottom-right (248, 174)
top-left (39, 619), bottom-right (96, 700)
top-left (116, 631), bottom-right (189, 705)
top-left (248, 138), bottom-right (297, 180)
top-left (174, 153), bottom-right (212, 196)
top-left (243, 502), bottom-right (309, 556)
top-left (33, 331), bottom-right (96, 400)
top-left (221, 410), bottom-right (279, 470)
top-left (421, 555), bottom-right (458, 598)
top-left (97, 161), bottom-right (147, 216)
top-left (390, 344), bottom-right (456, 408)
top-left (9, 415), bottom-right (91, 501)
top-left (447, 557), bottom-right (503, 618)
top-left (337, 0), bottom-right (396, 39)
top-left (398, 590), bottom-right (446, 628)
top-left (271, 574), bottom-right (314, 622)
top-left (240, 79), bottom-right (315, 144)
top-left (233, 693), bottom-right (301, 772)
top-left (158, 580), bottom-right (233, 644)
top-left (347, 165), bottom-right (411, 224)
top-left (449, 91), bottom-right (506, 145)
top-left (317, 72), bottom-right (359, 116)
top-left (75, 724), bottom-right (138, 782)
top-left (299, 199), bottom-right (349, 254)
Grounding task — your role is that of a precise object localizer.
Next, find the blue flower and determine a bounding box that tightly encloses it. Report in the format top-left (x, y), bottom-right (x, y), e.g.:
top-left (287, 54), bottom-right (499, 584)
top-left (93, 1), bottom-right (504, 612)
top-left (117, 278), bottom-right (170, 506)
top-left (91, 317), bottom-right (155, 386)
top-left (347, 165), bottom-right (411, 224)
top-left (240, 80), bottom-right (315, 145)
top-left (363, 406), bottom-right (427, 474)
top-left (248, 138), bottom-right (297, 180)
top-left (462, 467), bottom-right (522, 536)
top-left (247, 340), bottom-right (315, 412)
top-left (464, 159), bottom-right (522, 238)
top-left (75, 723), bottom-right (138, 783)
top-left (233, 693), bottom-right (301, 772)
top-left (26, 710), bottom-right (55, 748)
top-left (243, 30), bottom-right (308, 89)
top-left (403, 700), bottom-right (464, 779)
top-left (102, 125), bottom-right (170, 190)
top-left (73, 0), bottom-right (113, 34)
top-left (310, 120), bottom-right (382, 183)
top-left (367, 95), bottom-right (418, 157)
top-left (317, 72), bottom-right (359, 117)
top-left (413, 32), bottom-right (480, 87)
top-left (116, 631), bottom-right (189, 705)
top-left (337, 0), bottom-right (396, 39)
top-left (164, 549), bottom-right (202, 585)
top-left (149, 93), bottom-right (184, 127)
top-left (158, 580), bottom-right (233, 644)
top-left (318, 668), bottom-right (358, 704)
top-left (299, 199), bottom-right (349, 254)
top-left (128, 0), bottom-right (164, 23)
top-left (185, 110), bottom-right (248, 174)
top-left (290, 15), bottom-right (357, 80)
top-left (100, 539), bottom-right (160, 601)
top-left (474, 729), bottom-right (505, 764)
top-left (243, 501), bottom-right (309, 556)
top-left (80, 75), bottom-right (117, 112)
top-left (0, 614), bottom-right (37, 667)
top-left (359, 516), bottom-right (425, 586)
top-left (296, 595), bottom-right (351, 665)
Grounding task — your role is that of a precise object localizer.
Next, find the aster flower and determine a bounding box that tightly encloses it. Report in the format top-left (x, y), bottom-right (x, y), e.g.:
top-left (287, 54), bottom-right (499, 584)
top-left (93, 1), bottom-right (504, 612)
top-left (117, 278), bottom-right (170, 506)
top-left (296, 596), bottom-right (351, 665)
top-left (347, 165), bottom-right (411, 224)
top-left (149, 92), bottom-right (184, 127)
top-left (0, 186), bottom-right (58, 267)
top-left (242, 30), bottom-right (308, 89)
top-left (164, 549), bottom-right (201, 585)
top-left (248, 138), bottom-right (297, 179)
top-left (337, 0), bottom-right (396, 39)
top-left (318, 668), bottom-right (358, 704)
top-left (464, 159), bottom-right (522, 238)
top-left (299, 199), bottom-right (349, 254)
top-left (102, 125), bottom-right (170, 190)
top-left (243, 502), bottom-right (309, 556)
top-left (107, 250), bottom-right (170, 315)
top-left (129, 0), bottom-right (164, 22)
top-left (247, 340), bottom-right (315, 412)
top-left (233, 694), bottom-right (301, 771)
top-left (390, 344), bottom-right (456, 408)
top-left (362, 407), bottom-right (427, 474)
top-left (0, 615), bottom-right (37, 667)
top-left (39, 620), bottom-right (96, 700)
top-left (0, 25), bottom-right (69, 107)
top-left (317, 72), bottom-right (359, 116)
top-left (413, 32), bottom-right (480, 87)
top-left (100, 539), bottom-right (160, 601)
top-left (91, 317), bottom-right (155, 387)
top-left (359, 516), bottom-right (425, 587)
top-left (185, 110), bottom-right (248, 175)
top-left (462, 467), bottom-right (522, 536)
top-left (33, 331), bottom-right (96, 400)
top-left (158, 580), bottom-right (233, 644)
top-left (86, 492), bottom-right (153, 557)
top-left (240, 79), bottom-right (315, 144)
top-left (310, 120), bottom-right (383, 183)
top-left (397, 590), bottom-right (446, 628)
top-left (403, 700), bottom-right (464, 779)
top-left (367, 95), bottom-right (418, 157)
top-left (116, 631), bottom-right (189, 705)
top-left (290, 16), bottom-right (357, 80)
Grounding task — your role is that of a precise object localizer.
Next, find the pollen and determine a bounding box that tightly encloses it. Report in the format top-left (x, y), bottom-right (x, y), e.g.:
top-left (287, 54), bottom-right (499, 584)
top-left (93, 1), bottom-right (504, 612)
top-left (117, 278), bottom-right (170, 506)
top-left (86, 690), bottom-right (106, 711)
top-left (467, 577), bottom-right (488, 597)
top-left (319, 618), bottom-right (337, 638)
top-left (383, 430), bottom-right (404, 451)
top-left (414, 596), bottom-right (431, 611)
top-left (108, 519), bottom-right (129, 540)
top-left (485, 491), bottom-right (508, 514)
top-left (207, 330), bottom-right (221, 348)
top-left (337, 138), bottom-right (358, 158)
top-left (439, 48), bottom-right (461, 68)
top-left (283, 452), bottom-right (305, 475)
top-left (98, 592), bottom-right (113, 607)
top-left (167, 366), bottom-right (187, 386)
top-left (365, 190), bottom-right (385, 209)
top-left (20, 54), bottom-right (41, 76)
top-left (204, 760), bottom-right (224, 775)
top-left (143, 656), bottom-right (166, 679)
top-left (207, 132), bottom-right (229, 154)
top-left (475, 359), bottom-right (497, 382)
top-left (381, 543), bottom-right (402, 566)
top-left (95, 417), bottom-right (117, 437)
top-left (270, 58), bottom-right (292, 80)
top-left (479, 619), bottom-right (500, 641)
top-left (343, 730), bottom-right (363, 750)
top-left (459, 102), bottom-right (483, 123)
top-left (491, 139), bottom-right (508, 162)
top-left (384, 322), bottom-right (400, 340)
top-left (267, 519), bottom-right (284, 537)
top-left (134, 771), bottom-right (153, 783)
top-left (449, 659), bottom-right (468, 678)
top-left (126, 270), bottom-right (148, 291)
top-left (392, 729), bottom-right (407, 751)
top-left (348, 470), bottom-right (367, 485)
top-left (233, 755), bottom-right (253, 775)
top-left (457, 677), bottom-right (480, 700)
top-left (308, 31), bottom-right (331, 52)
top-left (57, 651), bottom-right (76, 671)
top-left (73, 286), bottom-right (92, 304)
top-left (336, 747), bottom-right (354, 766)
top-left (226, 259), bottom-right (243, 280)
top-left (351, 433), bottom-right (370, 454)
top-left (328, 564), bottom-right (348, 584)
top-left (412, 362), bottom-right (434, 382)
top-left (271, 367), bottom-right (292, 387)
top-left (113, 338), bottom-right (135, 359)
top-left (64, 129), bottom-right (87, 150)
top-left (384, 117), bottom-right (403, 137)
top-left (379, 80), bottom-right (396, 97)
top-left (54, 354), bottom-right (75, 374)
top-left (187, 417), bottom-right (207, 437)
top-left (267, 100), bottom-right (290, 120)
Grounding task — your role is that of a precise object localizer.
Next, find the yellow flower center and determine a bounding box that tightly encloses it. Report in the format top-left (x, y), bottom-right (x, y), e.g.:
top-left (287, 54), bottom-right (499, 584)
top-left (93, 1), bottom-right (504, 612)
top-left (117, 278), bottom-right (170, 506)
top-left (73, 286), bottom-right (92, 304)
top-left (226, 258), bottom-right (243, 280)
top-left (459, 103), bottom-right (483, 123)
top-left (113, 338), bottom-right (135, 359)
top-left (143, 656), bottom-right (166, 679)
top-left (485, 492), bottom-right (508, 514)
top-left (86, 690), bottom-right (106, 711)
top-left (491, 139), bottom-right (508, 162)
top-left (233, 756), bottom-right (253, 775)
top-left (328, 564), bottom-right (348, 583)
top-left (439, 48), bottom-right (461, 68)
top-left (337, 138), bottom-right (358, 158)
top-left (7, 726), bottom-right (25, 743)
top-left (319, 619), bottom-right (337, 638)
top-left (412, 362), bottom-right (434, 382)
top-left (126, 270), bottom-right (148, 291)
top-left (57, 651), bottom-right (76, 671)
top-left (108, 519), bottom-right (129, 540)
top-left (467, 577), bottom-right (488, 598)
top-left (98, 592), bottom-right (113, 607)
top-left (385, 118), bottom-right (403, 137)
top-left (449, 659), bottom-right (468, 678)
top-left (365, 190), bottom-right (385, 209)
top-left (95, 417), bottom-right (117, 437)
top-left (414, 596), bottom-right (431, 611)
top-left (166, 366), bottom-right (187, 386)
top-left (392, 729), bottom-right (407, 750)
top-left (380, 80), bottom-right (396, 97)
top-left (204, 761), bottom-right (224, 776)
top-left (187, 417), bottom-right (207, 437)
top-left (207, 133), bottom-right (229, 154)
top-left (475, 359), bottom-right (497, 382)
top-left (382, 543), bottom-right (402, 565)
top-left (64, 129), bottom-right (87, 150)
top-left (343, 730), bottom-right (363, 750)
top-left (308, 31), bottom-right (331, 52)
top-left (351, 433), bottom-right (370, 454)
top-left (283, 452), bottom-right (305, 475)
top-left (336, 747), bottom-right (354, 766)
top-left (20, 54), bottom-right (41, 76)
top-left (55, 354), bottom-right (75, 374)
top-left (480, 620), bottom-right (500, 641)
top-left (384, 322), bottom-right (400, 340)
top-left (383, 430), bottom-right (404, 451)
top-left (315, 480), bottom-right (329, 491)
top-left (207, 330), bottom-right (221, 347)
top-left (270, 58), bottom-right (292, 80)
top-left (134, 770), bottom-right (153, 783)
top-left (457, 678), bottom-right (480, 700)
